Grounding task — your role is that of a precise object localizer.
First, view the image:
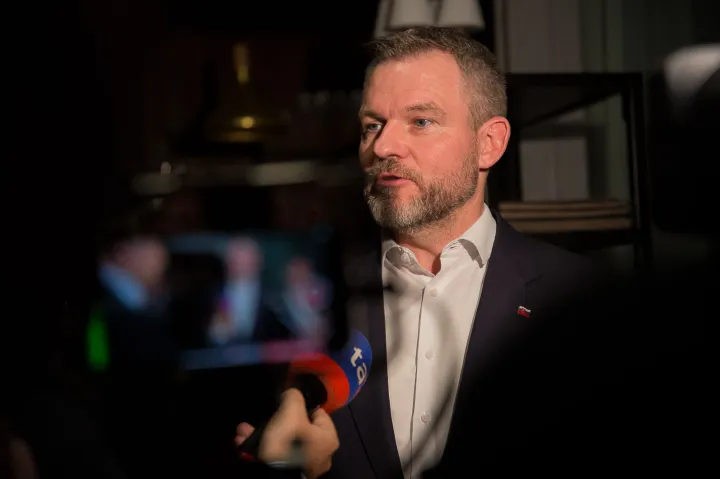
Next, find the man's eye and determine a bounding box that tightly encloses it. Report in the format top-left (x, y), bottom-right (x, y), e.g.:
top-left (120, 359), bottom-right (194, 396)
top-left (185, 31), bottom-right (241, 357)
top-left (413, 119), bottom-right (433, 128)
top-left (363, 123), bottom-right (381, 132)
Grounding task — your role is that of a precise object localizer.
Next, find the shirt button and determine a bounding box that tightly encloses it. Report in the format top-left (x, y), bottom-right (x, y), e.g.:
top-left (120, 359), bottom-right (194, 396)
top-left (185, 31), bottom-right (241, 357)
top-left (428, 288), bottom-right (438, 297)
top-left (400, 252), bottom-right (411, 263)
top-left (425, 350), bottom-right (434, 359)
top-left (421, 412), bottom-right (431, 424)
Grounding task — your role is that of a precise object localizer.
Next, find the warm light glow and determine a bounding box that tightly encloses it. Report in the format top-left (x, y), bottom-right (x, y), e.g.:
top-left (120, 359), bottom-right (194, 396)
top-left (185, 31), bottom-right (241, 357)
top-left (234, 116), bottom-right (256, 129)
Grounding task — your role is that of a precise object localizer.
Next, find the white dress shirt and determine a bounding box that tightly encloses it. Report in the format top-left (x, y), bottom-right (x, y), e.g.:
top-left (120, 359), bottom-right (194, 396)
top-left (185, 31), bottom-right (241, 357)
top-left (280, 275), bottom-right (332, 338)
top-left (383, 205), bottom-right (497, 478)
top-left (208, 280), bottom-right (260, 345)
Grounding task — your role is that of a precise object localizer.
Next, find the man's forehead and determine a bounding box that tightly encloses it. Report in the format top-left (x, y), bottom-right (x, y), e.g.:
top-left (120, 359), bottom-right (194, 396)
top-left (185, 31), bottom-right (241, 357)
top-left (363, 52), bottom-right (463, 110)
top-left (369, 52), bottom-right (460, 85)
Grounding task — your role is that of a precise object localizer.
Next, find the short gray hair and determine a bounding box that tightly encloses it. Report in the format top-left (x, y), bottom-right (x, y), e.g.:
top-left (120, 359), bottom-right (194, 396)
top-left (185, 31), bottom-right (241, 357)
top-left (365, 27), bottom-right (507, 128)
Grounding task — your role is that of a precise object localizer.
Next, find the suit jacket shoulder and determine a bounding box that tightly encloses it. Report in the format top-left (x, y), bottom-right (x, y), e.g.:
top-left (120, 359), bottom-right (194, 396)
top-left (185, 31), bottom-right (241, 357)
top-left (492, 214), bottom-right (610, 307)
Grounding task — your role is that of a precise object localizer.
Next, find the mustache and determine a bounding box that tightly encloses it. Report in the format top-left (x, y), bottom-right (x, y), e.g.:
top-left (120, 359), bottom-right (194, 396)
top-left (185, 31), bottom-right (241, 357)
top-left (364, 159), bottom-right (420, 183)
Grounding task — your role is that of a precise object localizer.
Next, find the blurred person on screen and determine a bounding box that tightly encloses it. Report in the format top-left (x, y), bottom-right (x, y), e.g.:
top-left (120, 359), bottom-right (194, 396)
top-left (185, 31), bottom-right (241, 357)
top-left (99, 237), bottom-right (167, 312)
top-left (277, 256), bottom-right (332, 340)
top-left (96, 218), bottom-right (176, 369)
top-left (73, 213), bottom-right (181, 479)
top-left (208, 237), bottom-right (291, 344)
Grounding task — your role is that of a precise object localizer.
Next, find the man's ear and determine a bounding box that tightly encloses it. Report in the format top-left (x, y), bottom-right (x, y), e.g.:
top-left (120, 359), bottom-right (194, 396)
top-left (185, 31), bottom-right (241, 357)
top-left (477, 116), bottom-right (511, 170)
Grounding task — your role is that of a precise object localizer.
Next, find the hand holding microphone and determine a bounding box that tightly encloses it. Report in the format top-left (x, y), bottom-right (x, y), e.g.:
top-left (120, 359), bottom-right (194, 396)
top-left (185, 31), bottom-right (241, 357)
top-left (236, 388), bottom-right (339, 479)
top-left (236, 330), bottom-right (373, 477)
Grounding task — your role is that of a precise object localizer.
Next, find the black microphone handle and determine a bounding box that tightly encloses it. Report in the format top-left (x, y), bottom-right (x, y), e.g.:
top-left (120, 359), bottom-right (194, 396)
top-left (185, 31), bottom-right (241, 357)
top-left (238, 373), bottom-right (328, 462)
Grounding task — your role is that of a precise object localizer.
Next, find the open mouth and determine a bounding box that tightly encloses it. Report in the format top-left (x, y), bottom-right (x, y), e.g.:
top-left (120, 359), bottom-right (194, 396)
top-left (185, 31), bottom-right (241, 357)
top-left (376, 173), bottom-right (409, 186)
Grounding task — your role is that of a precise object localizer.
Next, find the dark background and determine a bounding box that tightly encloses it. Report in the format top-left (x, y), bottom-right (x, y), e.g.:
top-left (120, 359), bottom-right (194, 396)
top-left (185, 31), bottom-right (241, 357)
top-left (4, 0), bottom-right (717, 477)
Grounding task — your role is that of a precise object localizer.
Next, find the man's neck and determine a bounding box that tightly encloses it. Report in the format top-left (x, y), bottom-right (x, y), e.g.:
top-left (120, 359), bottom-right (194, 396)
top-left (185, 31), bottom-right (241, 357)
top-left (229, 277), bottom-right (257, 287)
top-left (392, 196), bottom-right (486, 274)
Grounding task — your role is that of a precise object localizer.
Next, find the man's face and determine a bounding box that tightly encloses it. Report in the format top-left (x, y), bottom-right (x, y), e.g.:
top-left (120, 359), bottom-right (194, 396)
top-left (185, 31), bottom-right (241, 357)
top-left (359, 51), bottom-right (480, 232)
top-left (226, 239), bottom-right (262, 280)
top-left (286, 258), bottom-right (313, 286)
top-left (119, 238), bottom-right (168, 289)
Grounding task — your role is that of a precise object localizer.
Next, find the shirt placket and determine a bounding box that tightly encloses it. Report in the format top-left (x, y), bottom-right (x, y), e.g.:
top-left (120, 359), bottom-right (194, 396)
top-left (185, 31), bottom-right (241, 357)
top-left (411, 279), bottom-right (444, 473)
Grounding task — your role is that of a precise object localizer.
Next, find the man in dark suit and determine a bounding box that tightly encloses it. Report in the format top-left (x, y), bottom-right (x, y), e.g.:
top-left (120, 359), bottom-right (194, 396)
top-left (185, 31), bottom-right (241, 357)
top-left (94, 223), bottom-right (176, 371)
top-left (207, 237), bottom-right (294, 345)
top-left (238, 27), bottom-right (616, 478)
top-left (90, 221), bottom-right (181, 478)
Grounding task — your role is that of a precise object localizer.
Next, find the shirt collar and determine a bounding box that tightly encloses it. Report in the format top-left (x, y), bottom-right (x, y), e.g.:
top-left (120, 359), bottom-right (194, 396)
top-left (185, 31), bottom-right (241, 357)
top-left (381, 204), bottom-right (496, 268)
top-left (98, 263), bottom-right (149, 312)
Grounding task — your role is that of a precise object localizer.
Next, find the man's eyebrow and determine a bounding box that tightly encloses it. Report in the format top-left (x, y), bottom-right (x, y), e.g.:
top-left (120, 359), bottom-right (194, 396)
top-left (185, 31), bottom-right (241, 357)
top-left (358, 107), bottom-right (384, 121)
top-left (358, 102), bottom-right (446, 120)
top-left (405, 102), bottom-right (445, 116)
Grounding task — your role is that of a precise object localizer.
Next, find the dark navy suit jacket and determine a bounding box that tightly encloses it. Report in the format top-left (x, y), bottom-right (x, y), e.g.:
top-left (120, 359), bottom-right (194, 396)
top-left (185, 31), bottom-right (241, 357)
top-left (323, 212), bottom-right (615, 478)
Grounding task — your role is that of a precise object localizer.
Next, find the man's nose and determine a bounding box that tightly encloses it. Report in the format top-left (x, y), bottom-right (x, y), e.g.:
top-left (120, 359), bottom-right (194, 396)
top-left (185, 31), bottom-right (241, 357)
top-left (372, 122), bottom-right (409, 160)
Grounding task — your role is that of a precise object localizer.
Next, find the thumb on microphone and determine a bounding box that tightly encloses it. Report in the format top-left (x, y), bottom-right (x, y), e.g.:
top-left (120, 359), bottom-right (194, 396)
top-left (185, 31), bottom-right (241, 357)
top-left (259, 388), bottom-right (310, 462)
top-left (235, 388), bottom-right (339, 478)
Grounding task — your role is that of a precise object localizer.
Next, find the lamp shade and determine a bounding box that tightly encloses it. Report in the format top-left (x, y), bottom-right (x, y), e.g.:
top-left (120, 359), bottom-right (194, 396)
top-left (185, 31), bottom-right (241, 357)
top-left (388, 0), bottom-right (434, 30)
top-left (663, 44), bottom-right (720, 108)
top-left (437, 0), bottom-right (485, 30)
top-left (374, 0), bottom-right (393, 38)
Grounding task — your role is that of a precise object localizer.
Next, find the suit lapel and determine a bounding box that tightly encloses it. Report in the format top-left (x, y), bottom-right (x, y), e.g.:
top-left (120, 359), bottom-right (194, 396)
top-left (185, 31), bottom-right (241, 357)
top-left (447, 214), bottom-right (542, 442)
top-left (347, 245), bottom-right (404, 478)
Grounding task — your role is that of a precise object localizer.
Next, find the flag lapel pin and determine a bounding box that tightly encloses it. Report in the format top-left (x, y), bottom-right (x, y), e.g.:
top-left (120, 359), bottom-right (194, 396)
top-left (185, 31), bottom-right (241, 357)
top-left (517, 306), bottom-right (532, 318)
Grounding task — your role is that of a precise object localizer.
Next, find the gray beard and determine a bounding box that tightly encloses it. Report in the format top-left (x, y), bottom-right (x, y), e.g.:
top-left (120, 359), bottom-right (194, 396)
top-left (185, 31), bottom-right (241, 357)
top-left (364, 156), bottom-right (479, 234)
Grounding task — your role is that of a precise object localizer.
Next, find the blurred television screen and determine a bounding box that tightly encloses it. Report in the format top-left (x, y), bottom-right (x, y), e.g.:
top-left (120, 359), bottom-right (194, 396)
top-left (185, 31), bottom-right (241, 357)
top-left (165, 229), bottom-right (345, 370)
top-left (91, 181), bottom-right (353, 373)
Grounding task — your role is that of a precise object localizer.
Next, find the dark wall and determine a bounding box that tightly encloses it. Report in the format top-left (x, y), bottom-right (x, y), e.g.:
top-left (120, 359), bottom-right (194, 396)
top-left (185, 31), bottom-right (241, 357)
top-left (9, 1), bottom-right (114, 390)
top-left (170, 0), bottom-right (380, 34)
top-left (170, 0), bottom-right (496, 92)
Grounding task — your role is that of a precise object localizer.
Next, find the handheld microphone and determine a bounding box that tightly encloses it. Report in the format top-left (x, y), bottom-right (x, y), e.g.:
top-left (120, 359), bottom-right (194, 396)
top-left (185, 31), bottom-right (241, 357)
top-left (238, 329), bottom-right (372, 462)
